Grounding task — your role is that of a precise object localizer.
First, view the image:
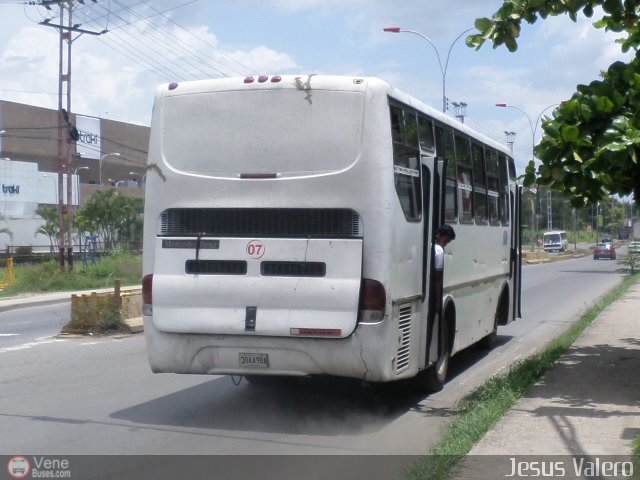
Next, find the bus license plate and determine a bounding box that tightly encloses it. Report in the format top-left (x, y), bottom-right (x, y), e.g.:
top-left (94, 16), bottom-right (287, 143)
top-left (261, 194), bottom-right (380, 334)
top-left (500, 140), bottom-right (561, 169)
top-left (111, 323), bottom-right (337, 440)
top-left (239, 353), bottom-right (269, 368)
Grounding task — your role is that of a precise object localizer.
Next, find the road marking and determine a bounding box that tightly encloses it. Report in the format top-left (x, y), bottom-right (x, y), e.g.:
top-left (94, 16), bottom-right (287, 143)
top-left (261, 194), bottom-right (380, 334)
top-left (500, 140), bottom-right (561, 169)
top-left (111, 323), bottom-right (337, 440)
top-left (0, 337), bottom-right (66, 354)
top-left (0, 333), bottom-right (20, 337)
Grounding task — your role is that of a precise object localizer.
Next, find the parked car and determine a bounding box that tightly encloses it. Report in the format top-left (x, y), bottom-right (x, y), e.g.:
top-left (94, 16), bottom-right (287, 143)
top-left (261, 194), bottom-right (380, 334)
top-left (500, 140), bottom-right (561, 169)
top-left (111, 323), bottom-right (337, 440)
top-left (629, 241), bottom-right (640, 255)
top-left (594, 243), bottom-right (616, 260)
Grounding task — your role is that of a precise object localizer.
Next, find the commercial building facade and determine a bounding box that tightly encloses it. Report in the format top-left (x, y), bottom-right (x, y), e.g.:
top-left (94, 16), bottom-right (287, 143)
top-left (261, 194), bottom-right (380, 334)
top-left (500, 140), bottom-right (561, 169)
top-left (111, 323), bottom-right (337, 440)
top-left (0, 100), bottom-right (149, 251)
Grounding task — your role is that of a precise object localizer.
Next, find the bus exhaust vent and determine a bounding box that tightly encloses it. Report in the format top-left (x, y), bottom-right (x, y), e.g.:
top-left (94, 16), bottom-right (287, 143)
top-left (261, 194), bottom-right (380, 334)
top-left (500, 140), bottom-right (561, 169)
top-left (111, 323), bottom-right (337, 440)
top-left (396, 305), bottom-right (412, 372)
top-left (186, 260), bottom-right (247, 275)
top-left (261, 261), bottom-right (326, 277)
top-left (160, 208), bottom-right (362, 238)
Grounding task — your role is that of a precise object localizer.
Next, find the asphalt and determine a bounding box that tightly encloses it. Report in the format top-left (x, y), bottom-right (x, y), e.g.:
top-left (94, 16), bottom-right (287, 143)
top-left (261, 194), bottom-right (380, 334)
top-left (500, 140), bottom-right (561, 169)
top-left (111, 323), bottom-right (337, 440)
top-left (1, 276), bottom-right (638, 472)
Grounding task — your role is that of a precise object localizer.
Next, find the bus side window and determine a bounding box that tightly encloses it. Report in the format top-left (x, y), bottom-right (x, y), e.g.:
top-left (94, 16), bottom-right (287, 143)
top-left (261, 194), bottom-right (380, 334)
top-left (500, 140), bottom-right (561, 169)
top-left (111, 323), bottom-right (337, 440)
top-left (390, 103), bottom-right (422, 221)
top-left (471, 142), bottom-right (488, 225)
top-left (498, 153), bottom-right (510, 226)
top-left (435, 125), bottom-right (457, 223)
top-left (390, 105), bottom-right (403, 143)
top-left (486, 148), bottom-right (501, 226)
top-left (454, 134), bottom-right (473, 224)
top-left (418, 114), bottom-right (435, 154)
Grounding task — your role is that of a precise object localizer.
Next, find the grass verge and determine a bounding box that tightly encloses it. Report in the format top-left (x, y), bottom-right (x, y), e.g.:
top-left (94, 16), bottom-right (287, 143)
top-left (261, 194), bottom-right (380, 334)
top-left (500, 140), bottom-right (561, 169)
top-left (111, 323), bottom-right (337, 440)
top-left (0, 251), bottom-right (141, 297)
top-left (406, 272), bottom-right (640, 480)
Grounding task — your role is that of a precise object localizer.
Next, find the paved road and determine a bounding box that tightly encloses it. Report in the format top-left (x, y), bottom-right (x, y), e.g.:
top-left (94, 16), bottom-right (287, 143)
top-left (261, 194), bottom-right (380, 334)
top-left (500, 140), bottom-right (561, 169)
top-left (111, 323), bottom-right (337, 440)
top-left (0, 254), bottom-right (626, 478)
top-left (0, 303), bottom-right (69, 350)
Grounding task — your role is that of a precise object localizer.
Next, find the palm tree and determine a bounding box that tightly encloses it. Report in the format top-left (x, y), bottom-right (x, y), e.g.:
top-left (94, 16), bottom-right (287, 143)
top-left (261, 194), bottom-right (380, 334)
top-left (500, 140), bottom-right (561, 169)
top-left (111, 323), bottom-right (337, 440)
top-left (35, 206), bottom-right (58, 252)
top-left (76, 190), bottom-right (144, 251)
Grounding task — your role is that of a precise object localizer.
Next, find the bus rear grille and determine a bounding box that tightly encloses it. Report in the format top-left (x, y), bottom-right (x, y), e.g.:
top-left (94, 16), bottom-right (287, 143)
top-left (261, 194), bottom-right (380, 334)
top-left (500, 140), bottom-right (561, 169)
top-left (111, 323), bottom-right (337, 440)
top-left (396, 305), bottom-right (412, 372)
top-left (160, 208), bottom-right (362, 238)
top-left (261, 261), bottom-right (326, 277)
top-left (185, 260), bottom-right (247, 275)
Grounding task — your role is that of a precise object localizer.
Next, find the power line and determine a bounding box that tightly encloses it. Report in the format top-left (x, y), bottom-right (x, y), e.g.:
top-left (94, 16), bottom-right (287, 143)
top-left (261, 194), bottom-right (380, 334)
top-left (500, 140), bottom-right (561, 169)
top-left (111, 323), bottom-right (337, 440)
top-left (85, 0), bottom-right (249, 79)
top-left (137, 0), bottom-right (258, 76)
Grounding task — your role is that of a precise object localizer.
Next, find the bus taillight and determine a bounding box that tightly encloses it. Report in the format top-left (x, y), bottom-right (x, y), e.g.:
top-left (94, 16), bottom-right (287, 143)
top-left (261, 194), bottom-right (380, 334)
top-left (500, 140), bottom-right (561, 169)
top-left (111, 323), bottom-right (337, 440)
top-left (358, 278), bottom-right (386, 322)
top-left (142, 274), bottom-right (153, 315)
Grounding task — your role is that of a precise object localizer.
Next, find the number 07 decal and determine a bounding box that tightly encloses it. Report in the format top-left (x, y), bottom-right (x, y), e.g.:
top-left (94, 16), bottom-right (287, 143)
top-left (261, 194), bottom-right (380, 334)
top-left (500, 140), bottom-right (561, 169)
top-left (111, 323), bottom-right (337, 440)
top-left (246, 240), bottom-right (265, 259)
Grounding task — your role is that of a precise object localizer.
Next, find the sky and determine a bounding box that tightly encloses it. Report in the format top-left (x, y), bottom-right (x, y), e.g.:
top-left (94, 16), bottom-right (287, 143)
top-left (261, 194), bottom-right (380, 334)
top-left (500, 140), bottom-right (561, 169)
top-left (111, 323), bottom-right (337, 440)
top-left (0, 0), bottom-right (633, 174)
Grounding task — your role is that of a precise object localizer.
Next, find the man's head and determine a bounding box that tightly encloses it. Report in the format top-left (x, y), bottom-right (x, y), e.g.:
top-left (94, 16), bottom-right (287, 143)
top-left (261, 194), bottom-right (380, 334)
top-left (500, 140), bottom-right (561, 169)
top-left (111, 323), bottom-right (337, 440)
top-left (435, 224), bottom-right (456, 247)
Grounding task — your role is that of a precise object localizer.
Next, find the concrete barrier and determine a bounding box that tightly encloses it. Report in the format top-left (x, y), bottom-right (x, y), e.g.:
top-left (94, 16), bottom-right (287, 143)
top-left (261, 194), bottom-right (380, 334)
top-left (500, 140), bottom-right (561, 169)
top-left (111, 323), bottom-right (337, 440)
top-left (64, 281), bottom-right (142, 334)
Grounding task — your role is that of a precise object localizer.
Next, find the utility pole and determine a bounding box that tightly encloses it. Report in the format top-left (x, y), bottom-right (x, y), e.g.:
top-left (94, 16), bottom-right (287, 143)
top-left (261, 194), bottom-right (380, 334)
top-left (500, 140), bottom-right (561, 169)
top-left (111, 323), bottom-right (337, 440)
top-left (547, 190), bottom-right (553, 230)
top-left (37, 0), bottom-right (103, 271)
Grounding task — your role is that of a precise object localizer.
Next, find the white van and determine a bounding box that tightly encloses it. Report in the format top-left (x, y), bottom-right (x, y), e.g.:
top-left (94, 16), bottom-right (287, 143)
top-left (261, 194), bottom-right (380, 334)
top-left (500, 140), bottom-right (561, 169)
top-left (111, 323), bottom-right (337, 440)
top-left (543, 230), bottom-right (568, 252)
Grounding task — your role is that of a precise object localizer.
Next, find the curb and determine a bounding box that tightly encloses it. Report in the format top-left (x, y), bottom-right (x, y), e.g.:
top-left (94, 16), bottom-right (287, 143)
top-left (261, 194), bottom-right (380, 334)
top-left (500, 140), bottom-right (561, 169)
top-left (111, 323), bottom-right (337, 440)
top-left (0, 285), bottom-right (141, 313)
top-left (0, 295), bottom-right (71, 313)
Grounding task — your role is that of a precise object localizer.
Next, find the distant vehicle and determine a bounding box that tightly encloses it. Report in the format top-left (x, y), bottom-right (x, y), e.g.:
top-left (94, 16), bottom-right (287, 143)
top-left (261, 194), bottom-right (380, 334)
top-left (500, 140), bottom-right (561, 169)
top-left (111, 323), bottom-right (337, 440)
top-left (543, 230), bottom-right (568, 252)
top-left (594, 243), bottom-right (616, 260)
top-left (628, 241), bottom-right (640, 255)
top-left (601, 234), bottom-right (612, 243)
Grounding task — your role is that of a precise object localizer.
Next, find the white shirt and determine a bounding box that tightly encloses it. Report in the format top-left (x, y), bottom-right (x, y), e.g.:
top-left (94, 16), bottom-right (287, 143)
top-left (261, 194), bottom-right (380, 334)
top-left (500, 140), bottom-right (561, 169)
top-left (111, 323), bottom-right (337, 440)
top-left (434, 243), bottom-right (444, 271)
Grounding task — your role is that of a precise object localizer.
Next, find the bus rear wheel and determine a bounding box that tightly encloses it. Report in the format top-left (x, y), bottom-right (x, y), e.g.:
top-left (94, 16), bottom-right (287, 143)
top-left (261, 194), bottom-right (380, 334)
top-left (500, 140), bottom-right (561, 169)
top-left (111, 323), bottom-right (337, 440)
top-left (478, 291), bottom-right (507, 350)
top-left (414, 320), bottom-right (450, 393)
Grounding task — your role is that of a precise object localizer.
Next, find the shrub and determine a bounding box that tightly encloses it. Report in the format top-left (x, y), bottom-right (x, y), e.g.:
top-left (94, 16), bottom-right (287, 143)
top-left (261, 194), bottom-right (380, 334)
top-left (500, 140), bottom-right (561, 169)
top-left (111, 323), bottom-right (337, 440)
top-left (14, 245), bottom-right (33, 256)
top-left (618, 253), bottom-right (640, 274)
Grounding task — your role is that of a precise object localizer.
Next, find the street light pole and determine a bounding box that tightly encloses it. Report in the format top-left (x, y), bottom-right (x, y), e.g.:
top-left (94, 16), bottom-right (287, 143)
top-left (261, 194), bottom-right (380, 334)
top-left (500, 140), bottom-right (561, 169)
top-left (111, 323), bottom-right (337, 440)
top-left (99, 152), bottom-right (121, 186)
top-left (496, 102), bottom-right (559, 249)
top-left (383, 26), bottom-right (474, 112)
top-left (74, 166), bottom-right (89, 204)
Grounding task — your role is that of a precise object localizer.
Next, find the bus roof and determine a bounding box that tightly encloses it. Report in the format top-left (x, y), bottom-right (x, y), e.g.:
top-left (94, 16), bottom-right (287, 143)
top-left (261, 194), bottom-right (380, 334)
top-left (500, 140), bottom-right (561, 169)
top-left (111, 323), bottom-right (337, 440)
top-left (155, 75), bottom-right (512, 157)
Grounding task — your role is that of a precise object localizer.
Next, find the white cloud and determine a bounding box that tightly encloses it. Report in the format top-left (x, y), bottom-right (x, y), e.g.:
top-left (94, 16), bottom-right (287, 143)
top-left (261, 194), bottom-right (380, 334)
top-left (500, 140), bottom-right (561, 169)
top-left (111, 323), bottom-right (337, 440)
top-left (223, 45), bottom-right (299, 75)
top-left (0, 0), bottom-right (635, 168)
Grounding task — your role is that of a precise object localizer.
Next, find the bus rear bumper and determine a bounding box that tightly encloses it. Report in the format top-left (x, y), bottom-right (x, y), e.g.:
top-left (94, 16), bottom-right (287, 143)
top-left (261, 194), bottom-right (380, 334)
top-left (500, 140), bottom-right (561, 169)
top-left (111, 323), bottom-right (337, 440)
top-left (143, 316), bottom-right (397, 382)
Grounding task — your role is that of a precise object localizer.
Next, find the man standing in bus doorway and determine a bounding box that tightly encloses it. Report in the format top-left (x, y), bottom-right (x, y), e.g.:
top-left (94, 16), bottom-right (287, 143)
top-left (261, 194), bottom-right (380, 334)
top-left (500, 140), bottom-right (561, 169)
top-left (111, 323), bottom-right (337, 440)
top-left (433, 224), bottom-right (456, 314)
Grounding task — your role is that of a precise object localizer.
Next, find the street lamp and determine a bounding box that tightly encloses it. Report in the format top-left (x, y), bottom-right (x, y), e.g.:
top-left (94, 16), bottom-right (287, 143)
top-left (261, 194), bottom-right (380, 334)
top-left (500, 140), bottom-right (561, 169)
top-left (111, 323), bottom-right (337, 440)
top-left (451, 101), bottom-right (468, 123)
top-left (495, 103), bottom-right (559, 164)
top-left (108, 178), bottom-right (126, 188)
top-left (504, 131), bottom-right (516, 152)
top-left (99, 152), bottom-right (121, 186)
top-left (496, 102), bottom-right (559, 248)
top-left (129, 171), bottom-right (146, 186)
top-left (383, 26), bottom-right (474, 112)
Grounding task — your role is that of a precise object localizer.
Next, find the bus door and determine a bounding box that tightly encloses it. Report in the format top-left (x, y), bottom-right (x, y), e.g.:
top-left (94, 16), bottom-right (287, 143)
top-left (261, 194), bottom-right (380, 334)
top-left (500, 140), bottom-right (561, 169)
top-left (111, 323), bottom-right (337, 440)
top-left (511, 185), bottom-right (523, 319)
top-left (420, 157), bottom-right (445, 368)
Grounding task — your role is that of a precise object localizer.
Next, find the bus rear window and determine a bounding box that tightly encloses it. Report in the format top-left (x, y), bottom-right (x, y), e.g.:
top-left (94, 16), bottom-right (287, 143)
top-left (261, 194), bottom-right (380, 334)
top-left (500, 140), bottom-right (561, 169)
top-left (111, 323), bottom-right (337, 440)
top-left (161, 90), bottom-right (364, 176)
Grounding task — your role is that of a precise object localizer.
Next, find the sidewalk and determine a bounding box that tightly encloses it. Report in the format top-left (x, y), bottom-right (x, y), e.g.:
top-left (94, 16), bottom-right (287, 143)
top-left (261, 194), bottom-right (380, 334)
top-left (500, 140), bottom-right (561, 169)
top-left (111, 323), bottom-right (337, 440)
top-left (453, 282), bottom-right (640, 478)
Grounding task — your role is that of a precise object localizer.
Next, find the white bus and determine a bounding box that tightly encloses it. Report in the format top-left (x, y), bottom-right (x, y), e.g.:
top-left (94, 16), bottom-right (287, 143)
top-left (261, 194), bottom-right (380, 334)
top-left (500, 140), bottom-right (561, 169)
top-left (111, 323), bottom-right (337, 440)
top-left (542, 230), bottom-right (568, 252)
top-left (142, 75), bottom-right (522, 392)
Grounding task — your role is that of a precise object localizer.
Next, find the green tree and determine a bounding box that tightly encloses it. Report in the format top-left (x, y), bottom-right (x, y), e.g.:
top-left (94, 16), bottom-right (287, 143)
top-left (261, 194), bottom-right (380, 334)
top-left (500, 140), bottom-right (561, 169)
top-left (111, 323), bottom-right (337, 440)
top-left (76, 190), bottom-right (144, 251)
top-left (468, 0), bottom-right (640, 207)
top-left (35, 205), bottom-right (59, 251)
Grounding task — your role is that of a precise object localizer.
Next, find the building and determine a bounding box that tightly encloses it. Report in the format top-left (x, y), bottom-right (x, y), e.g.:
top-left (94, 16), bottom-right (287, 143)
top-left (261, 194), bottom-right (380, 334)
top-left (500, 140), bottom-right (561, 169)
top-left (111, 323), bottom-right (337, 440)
top-left (0, 100), bottom-right (149, 251)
